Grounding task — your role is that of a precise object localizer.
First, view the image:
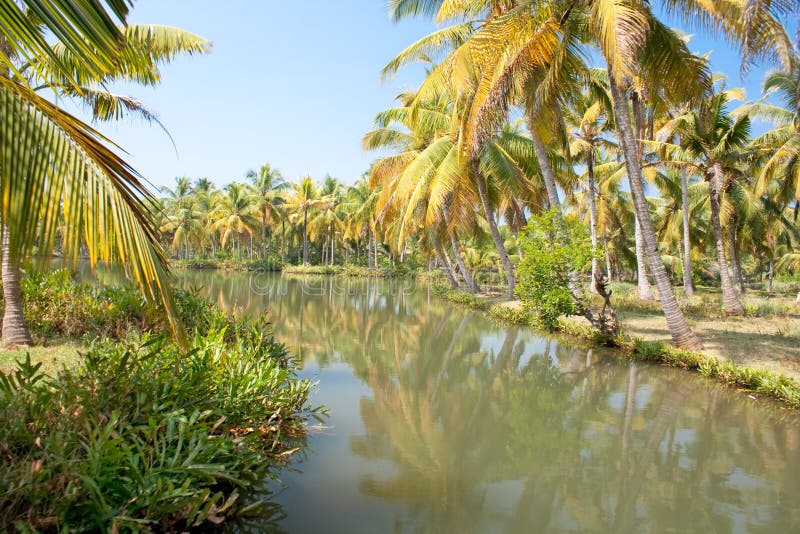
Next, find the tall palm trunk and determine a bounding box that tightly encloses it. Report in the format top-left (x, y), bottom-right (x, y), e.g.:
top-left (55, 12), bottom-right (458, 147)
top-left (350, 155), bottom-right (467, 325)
top-left (680, 169), bottom-right (695, 296)
top-left (634, 214), bottom-right (653, 300)
top-left (768, 258), bottom-right (774, 293)
top-left (450, 234), bottom-right (479, 294)
top-left (2, 230), bottom-right (32, 347)
top-left (728, 217), bottom-right (745, 294)
top-left (433, 236), bottom-right (458, 289)
top-left (608, 74), bottom-right (701, 349)
top-left (302, 207), bottom-right (309, 265)
top-left (708, 164), bottom-right (745, 315)
top-left (472, 161), bottom-right (515, 298)
top-left (586, 149), bottom-right (599, 291)
top-left (281, 219), bottom-right (286, 263)
top-left (529, 128), bottom-right (561, 210)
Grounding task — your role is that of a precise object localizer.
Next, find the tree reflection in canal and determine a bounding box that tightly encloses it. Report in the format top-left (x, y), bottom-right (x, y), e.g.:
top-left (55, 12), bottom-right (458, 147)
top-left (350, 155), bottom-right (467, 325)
top-left (181, 271), bottom-right (800, 533)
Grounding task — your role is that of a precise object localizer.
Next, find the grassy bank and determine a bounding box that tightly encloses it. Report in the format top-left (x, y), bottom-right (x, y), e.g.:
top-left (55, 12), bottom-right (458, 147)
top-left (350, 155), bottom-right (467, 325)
top-left (434, 285), bottom-right (800, 410)
top-left (172, 258), bottom-right (415, 279)
top-left (0, 271), bottom-right (320, 530)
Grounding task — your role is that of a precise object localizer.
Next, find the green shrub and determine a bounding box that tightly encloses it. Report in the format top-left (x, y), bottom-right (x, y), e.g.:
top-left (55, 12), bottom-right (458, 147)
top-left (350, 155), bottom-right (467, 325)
top-left (0, 315), bottom-right (320, 530)
top-left (515, 210), bottom-right (596, 330)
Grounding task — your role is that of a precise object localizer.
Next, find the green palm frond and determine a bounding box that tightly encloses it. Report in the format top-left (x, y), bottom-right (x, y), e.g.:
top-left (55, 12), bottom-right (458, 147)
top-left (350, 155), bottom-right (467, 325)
top-left (0, 76), bottom-right (182, 340)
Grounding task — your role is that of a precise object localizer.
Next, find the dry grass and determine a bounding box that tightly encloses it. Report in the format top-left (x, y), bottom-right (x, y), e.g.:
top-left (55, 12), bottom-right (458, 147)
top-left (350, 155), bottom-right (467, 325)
top-left (612, 311), bottom-right (800, 381)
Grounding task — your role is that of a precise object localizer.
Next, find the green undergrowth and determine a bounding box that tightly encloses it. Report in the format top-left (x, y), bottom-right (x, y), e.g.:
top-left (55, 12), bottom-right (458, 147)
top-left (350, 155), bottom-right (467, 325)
top-left (435, 286), bottom-right (800, 410)
top-left (0, 271), bottom-right (322, 530)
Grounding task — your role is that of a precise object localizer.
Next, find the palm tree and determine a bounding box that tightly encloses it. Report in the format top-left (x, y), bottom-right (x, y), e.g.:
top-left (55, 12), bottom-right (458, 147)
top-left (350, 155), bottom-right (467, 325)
top-left (207, 183), bottom-right (261, 258)
top-left (0, 2), bottom-right (209, 347)
top-left (246, 163), bottom-right (286, 258)
top-left (284, 176), bottom-right (327, 264)
top-left (654, 87), bottom-right (750, 315)
top-left (566, 81), bottom-right (616, 289)
top-left (384, 0), bottom-right (705, 347)
top-left (160, 200), bottom-right (204, 259)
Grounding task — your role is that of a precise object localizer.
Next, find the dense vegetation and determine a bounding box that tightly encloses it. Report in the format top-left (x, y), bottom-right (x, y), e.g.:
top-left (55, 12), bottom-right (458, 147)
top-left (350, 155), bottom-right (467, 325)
top-left (0, 271), bottom-right (318, 530)
top-left (152, 1), bottom-right (800, 353)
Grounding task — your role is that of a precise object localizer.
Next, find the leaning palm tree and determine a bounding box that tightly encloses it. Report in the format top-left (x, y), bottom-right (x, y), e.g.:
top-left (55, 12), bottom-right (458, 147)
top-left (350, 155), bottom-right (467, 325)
top-left (0, 1), bottom-right (209, 347)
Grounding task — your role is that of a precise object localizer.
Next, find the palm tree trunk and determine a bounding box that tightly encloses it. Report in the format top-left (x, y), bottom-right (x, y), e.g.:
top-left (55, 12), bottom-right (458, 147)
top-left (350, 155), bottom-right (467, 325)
top-left (472, 160), bottom-right (515, 298)
top-left (709, 164), bottom-right (745, 315)
top-left (450, 234), bottom-right (478, 294)
top-left (729, 218), bottom-right (745, 294)
top-left (768, 258), bottom-right (774, 293)
top-left (608, 74), bottom-right (701, 349)
top-left (680, 169), bottom-right (695, 296)
top-left (587, 149), bottom-right (599, 292)
top-left (302, 207), bottom-right (309, 265)
top-left (433, 236), bottom-right (458, 289)
top-left (373, 234), bottom-right (378, 268)
top-left (634, 214), bottom-right (653, 300)
top-left (281, 219), bottom-right (286, 263)
top-left (2, 230), bottom-right (32, 347)
top-left (529, 128), bottom-right (562, 210)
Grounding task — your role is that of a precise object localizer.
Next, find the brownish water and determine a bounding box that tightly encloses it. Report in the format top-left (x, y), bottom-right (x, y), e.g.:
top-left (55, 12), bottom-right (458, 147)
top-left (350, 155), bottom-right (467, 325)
top-left (180, 271), bottom-right (800, 533)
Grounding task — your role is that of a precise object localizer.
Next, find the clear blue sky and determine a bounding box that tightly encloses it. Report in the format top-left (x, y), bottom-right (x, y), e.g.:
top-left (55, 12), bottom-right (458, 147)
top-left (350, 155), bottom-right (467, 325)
top-left (76, 1), bottom-right (786, 192)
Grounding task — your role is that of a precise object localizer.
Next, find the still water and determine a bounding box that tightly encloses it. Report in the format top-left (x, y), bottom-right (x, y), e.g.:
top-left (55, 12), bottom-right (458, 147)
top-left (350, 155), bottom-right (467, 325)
top-left (178, 271), bottom-right (800, 533)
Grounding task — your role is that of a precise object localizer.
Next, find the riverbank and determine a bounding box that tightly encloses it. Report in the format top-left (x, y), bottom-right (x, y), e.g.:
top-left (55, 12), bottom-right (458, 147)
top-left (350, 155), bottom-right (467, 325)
top-left (434, 286), bottom-right (800, 409)
top-left (0, 270), bottom-right (319, 530)
top-left (171, 258), bottom-right (413, 278)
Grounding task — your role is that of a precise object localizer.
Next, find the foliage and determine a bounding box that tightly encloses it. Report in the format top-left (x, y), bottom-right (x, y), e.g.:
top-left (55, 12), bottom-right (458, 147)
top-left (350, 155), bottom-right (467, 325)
top-left (0, 292), bottom-right (320, 530)
top-left (515, 211), bottom-right (596, 330)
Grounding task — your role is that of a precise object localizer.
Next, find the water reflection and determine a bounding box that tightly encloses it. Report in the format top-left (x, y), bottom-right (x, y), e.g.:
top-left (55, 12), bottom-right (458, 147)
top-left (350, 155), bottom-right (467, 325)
top-left (179, 271), bottom-right (800, 533)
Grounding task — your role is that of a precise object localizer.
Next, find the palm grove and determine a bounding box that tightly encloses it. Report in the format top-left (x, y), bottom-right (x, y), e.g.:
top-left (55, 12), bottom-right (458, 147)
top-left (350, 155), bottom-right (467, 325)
top-left (157, 1), bottom-right (800, 351)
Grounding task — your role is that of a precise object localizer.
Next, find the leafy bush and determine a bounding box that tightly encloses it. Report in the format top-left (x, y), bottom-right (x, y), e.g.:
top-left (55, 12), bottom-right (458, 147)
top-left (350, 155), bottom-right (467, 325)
top-left (17, 269), bottom-right (152, 340)
top-left (0, 315), bottom-right (320, 530)
top-left (515, 211), bottom-right (596, 330)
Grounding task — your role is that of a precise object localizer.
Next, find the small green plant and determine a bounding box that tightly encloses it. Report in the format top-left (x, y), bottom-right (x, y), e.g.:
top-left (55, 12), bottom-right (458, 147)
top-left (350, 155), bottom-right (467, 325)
top-left (515, 210), bottom-right (612, 334)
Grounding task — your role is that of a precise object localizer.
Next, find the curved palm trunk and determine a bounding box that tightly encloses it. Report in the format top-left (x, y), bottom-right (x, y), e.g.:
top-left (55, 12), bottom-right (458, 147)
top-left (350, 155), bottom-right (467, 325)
top-left (529, 129), bottom-right (561, 210)
top-left (708, 164), bottom-right (745, 315)
top-left (587, 149), bottom-right (600, 292)
top-left (472, 161), bottom-right (515, 298)
top-left (608, 75), bottom-right (701, 350)
top-left (450, 234), bottom-right (479, 294)
top-left (634, 214), bottom-right (653, 300)
top-left (680, 169), bottom-right (695, 296)
top-left (433, 236), bottom-right (458, 289)
top-left (2, 230), bottom-right (32, 347)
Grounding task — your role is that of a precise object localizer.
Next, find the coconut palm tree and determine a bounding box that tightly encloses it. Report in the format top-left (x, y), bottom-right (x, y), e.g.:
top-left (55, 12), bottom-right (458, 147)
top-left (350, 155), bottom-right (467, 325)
top-left (566, 80), bottom-right (616, 289)
top-left (284, 176), bottom-right (328, 264)
top-left (207, 183), bottom-right (261, 257)
top-left (0, 2), bottom-right (208, 347)
top-left (246, 163), bottom-right (286, 258)
top-left (384, 0), bottom-right (707, 348)
top-left (654, 87), bottom-right (750, 315)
